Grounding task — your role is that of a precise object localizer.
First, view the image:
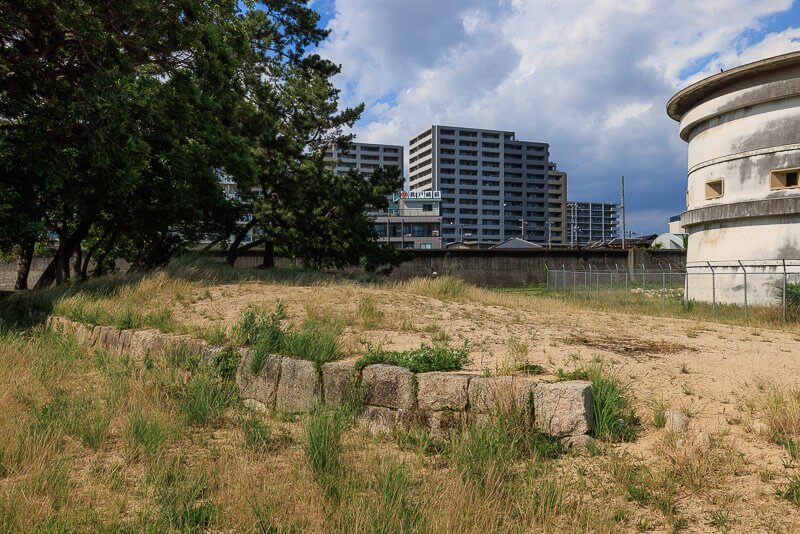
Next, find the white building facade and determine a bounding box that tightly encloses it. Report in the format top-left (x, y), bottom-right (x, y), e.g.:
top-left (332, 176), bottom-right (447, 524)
top-left (668, 51), bottom-right (800, 305)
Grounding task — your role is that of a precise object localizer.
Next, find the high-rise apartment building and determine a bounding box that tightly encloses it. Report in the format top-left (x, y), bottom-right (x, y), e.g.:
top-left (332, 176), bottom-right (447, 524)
top-left (547, 163), bottom-right (568, 245)
top-left (566, 201), bottom-right (619, 246)
top-left (408, 125), bottom-right (562, 244)
top-left (323, 142), bottom-right (403, 177)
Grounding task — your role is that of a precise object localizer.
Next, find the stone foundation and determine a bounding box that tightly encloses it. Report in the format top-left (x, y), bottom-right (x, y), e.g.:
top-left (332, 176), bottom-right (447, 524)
top-left (46, 316), bottom-right (594, 441)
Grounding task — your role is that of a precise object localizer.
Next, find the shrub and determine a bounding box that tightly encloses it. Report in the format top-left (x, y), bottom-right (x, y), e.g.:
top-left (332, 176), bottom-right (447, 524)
top-left (784, 282), bottom-right (800, 320)
top-left (356, 342), bottom-right (469, 373)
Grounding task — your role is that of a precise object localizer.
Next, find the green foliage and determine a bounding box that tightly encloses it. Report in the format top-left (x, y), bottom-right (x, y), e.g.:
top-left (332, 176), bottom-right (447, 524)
top-left (179, 372), bottom-right (237, 426)
top-left (446, 410), bottom-right (562, 491)
top-left (558, 365), bottom-right (639, 441)
top-left (366, 462), bottom-right (422, 533)
top-left (149, 458), bottom-right (216, 532)
top-left (518, 363), bottom-right (545, 375)
top-left (356, 342), bottom-right (470, 373)
top-left (234, 304), bottom-right (342, 372)
top-left (785, 282), bottom-right (800, 321)
top-left (127, 410), bottom-right (169, 457)
top-left (556, 368), bottom-right (591, 381)
top-left (304, 407), bottom-right (348, 499)
top-left (778, 474), bottom-right (800, 505)
top-left (652, 400), bottom-right (668, 429)
top-left (587, 366), bottom-right (640, 442)
top-left (241, 415), bottom-right (289, 455)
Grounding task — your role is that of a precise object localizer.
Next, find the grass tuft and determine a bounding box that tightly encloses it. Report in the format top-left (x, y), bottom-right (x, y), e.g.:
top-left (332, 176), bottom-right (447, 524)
top-left (304, 407), bottom-right (348, 499)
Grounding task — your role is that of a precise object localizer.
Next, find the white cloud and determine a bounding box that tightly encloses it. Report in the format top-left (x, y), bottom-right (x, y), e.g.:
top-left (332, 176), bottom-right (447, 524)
top-left (317, 0), bottom-right (800, 232)
top-left (603, 102), bottom-right (653, 130)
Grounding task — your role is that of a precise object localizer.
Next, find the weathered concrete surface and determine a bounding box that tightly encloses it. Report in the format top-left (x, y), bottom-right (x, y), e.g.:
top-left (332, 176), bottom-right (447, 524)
top-left (533, 381), bottom-right (593, 437)
top-left (360, 405), bottom-right (405, 435)
top-left (321, 360), bottom-right (360, 406)
top-left (386, 249), bottom-right (685, 287)
top-left (275, 357), bottom-right (321, 413)
top-left (362, 364), bottom-right (415, 410)
top-left (467, 375), bottom-right (539, 413)
top-left (668, 52), bottom-right (800, 306)
top-left (423, 409), bottom-right (465, 440)
top-left (416, 372), bottom-right (471, 411)
top-left (236, 348), bottom-right (282, 410)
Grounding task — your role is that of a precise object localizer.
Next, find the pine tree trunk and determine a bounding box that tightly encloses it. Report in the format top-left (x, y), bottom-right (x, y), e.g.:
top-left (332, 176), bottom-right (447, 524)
top-left (226, 219), bottom-right (258, 266)
top-left (14, 241), bottom-right (34, 291)
top-left (259, 241), bottom-right (275, 269)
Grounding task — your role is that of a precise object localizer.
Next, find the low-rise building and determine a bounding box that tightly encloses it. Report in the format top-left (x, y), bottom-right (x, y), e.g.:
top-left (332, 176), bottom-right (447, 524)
top-left (371, 191), bottom-right (443, 249)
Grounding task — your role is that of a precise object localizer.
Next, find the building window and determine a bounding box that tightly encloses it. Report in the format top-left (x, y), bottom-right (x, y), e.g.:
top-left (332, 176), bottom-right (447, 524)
top-left (771, 168), bottom-right (800, 190)
top-left (422, 203), bottom-right (433, 212)
top-left (705, 179), bottom-right (724, 200)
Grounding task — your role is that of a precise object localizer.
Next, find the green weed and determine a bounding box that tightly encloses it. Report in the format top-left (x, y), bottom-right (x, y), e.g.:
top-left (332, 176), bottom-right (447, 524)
top-left (356, 342), bottom-right (469, 373)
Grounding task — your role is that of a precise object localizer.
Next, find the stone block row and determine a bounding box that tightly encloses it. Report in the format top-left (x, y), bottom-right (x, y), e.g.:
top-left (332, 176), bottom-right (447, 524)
top-left (46, 316), bottom-right (594, 439)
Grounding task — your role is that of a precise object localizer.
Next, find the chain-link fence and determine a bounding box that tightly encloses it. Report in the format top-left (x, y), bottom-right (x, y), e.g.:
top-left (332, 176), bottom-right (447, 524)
top-left (545, 260), bottom-right (800, 323)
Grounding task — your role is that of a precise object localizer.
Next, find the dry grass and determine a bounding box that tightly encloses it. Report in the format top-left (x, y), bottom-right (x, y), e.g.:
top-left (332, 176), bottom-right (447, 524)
top-left (4, 263), bottom-right (800, 530)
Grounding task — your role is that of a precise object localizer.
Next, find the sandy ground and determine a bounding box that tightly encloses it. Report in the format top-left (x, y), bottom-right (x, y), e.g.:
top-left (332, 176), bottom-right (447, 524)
top-left (171, 280), bottom-right (800, 532)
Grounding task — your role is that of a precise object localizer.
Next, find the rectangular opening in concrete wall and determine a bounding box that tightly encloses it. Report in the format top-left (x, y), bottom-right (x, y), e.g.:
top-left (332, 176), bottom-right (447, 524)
top-left (771, 168), bottom-right (800, 190)
top-left (705, 179), bottom-right (724, 200)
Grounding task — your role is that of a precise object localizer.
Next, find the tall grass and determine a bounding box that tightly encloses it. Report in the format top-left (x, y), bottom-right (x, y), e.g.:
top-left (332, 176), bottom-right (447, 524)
top-left (304, 407), bottom-right (348, 499)
top-left (234, 304), bottom-right (342, 372)
top-left (582, 365), bottom-right (639, 441)
top-left (178, 371), bottom-right (238, 425)
top-left (446, 409), bottom-right (562, 492)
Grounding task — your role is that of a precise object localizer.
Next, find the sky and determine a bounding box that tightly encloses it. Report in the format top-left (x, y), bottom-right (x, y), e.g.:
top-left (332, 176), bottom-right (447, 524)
top-left (308, 0), bottom-right (800, 234)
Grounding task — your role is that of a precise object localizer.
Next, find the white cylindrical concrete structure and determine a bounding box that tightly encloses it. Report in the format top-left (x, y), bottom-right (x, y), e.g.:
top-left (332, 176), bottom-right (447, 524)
top-left (668, 52), bottom-right (800, 305)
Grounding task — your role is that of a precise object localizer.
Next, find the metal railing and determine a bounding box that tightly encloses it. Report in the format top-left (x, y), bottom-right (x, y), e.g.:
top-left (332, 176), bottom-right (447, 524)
top-left (545, 260), bottom-right (800, 323)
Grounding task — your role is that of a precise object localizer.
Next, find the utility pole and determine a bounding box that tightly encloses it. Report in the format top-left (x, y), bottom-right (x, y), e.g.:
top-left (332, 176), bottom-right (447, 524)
top-left (519, 218), bottom-right (526, 240)
top-left (620, 175), bottom-right (627, 250)
top-left (547, 221), bottom-right (553, 249)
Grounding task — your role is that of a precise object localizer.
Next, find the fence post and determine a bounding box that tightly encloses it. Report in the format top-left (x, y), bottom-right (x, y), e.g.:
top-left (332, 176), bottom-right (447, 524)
top-left (783, 259), bottom-right (788, 323)
top-left (708, 261), bottom-right (716, 314)
top-left (562, 264), bottom-right (567, 292)
top-left (572, 269), bottom-right (576, 300)
top-left (738, 260), bottom-right (748, 318)
top-left (588, 264), bottom-right (592, 299)
top-left (662, 271), bottom-right (666, 306)
top-left (546, 264), bottom-right (550, 291)
top-left (641, 263), bottom-right (646, 306)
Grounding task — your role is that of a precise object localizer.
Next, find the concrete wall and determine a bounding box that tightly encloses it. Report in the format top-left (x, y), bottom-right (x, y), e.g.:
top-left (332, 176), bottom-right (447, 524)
top-left (386, 249), bottom-right (686, 287)
top-left (0, 257), bottom-right (51, 291)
